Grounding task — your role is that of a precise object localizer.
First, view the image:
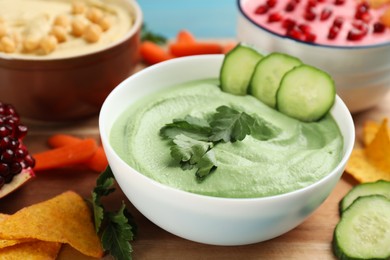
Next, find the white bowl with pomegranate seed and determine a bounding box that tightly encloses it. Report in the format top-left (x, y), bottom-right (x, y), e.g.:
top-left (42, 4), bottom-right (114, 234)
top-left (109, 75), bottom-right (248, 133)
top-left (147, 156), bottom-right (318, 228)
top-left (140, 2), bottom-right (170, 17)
top-left (237, 0), bottom-right (390, 113)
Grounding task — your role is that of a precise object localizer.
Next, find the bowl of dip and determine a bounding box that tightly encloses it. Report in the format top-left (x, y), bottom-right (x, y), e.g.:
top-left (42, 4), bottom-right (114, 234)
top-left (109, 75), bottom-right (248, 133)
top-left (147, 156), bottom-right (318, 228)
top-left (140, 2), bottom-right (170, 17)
top-left (99, 55), bottom-right (355, 245)
top-left (0, 0), bottom-right (142, 122)
top-left (237, 0), bottom-right (390, 113)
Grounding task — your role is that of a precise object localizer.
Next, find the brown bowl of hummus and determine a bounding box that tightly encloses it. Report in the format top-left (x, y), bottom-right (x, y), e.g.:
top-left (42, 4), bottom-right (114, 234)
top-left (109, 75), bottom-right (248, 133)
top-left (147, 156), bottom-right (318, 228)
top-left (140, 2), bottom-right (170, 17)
top-left (0, 0), bottom-right (142, 122)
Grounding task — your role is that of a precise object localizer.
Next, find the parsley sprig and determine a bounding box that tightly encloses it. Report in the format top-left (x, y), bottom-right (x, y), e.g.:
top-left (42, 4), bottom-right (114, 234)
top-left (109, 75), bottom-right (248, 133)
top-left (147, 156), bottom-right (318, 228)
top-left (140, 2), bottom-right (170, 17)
top-left (91, 167), bottom-right (137, 260)
top-left (141, 24), bottom-right (167, 45)
top-left (160, 106), bottom-right (280, 181)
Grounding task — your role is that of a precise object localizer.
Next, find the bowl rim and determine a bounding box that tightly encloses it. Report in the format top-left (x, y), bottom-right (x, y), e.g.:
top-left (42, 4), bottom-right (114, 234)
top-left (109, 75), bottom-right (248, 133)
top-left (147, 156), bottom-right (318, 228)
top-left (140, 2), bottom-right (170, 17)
top-left (0, 0), bottom-right (143, 62)
top-left (237, 0), bottom-right (390, 50)
top-left (99, 54), bottom-right (355, 203)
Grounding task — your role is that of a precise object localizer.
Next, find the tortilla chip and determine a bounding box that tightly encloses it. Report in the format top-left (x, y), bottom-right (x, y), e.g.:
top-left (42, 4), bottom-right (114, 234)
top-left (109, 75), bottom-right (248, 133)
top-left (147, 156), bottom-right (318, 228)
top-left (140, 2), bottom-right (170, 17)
top-left (57, 244), bottom-right (107, 260)
top-left (363, 120), bottom-right (380, 146)
top-left (0, 214), bottom-right (26, 249)
top-left (0, 214), bottom-right (8, 221)
top-left (0, 191), bottom-right (103, 258)
top-left (367, 0), bottom-right (390, 8)
top-left (0, 240), bottom-right (61, 260)
top-left (346, 149), bottom-right (390, 183)
top-left (365, 118), bottom-right (390, 171)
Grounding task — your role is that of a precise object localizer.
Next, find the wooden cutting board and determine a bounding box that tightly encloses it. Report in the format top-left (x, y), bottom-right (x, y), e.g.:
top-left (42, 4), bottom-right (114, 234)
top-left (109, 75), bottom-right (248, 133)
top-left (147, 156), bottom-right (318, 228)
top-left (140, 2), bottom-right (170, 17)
top-left (0, 91), bottom-right (389, 259)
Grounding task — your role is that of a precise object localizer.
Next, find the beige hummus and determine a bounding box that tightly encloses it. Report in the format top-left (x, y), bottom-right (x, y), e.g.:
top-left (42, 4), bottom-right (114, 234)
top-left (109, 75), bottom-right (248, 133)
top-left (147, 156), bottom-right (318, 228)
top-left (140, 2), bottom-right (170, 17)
top-left (0, 0), bottom-right (134, 59)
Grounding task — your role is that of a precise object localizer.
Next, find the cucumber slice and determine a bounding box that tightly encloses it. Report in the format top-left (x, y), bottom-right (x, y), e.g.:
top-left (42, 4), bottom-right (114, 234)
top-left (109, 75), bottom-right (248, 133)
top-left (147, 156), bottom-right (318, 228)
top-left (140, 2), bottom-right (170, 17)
top-left (220, 44), bottom-right (263, 96)
top-left (339, 180), bottom-right (390, 213)
top-left (333, 195), bottom-right (390, 260)
top-left (249, 52), bottom-right (302, 108)
top-left (276, 64), bottom-right (335, 122)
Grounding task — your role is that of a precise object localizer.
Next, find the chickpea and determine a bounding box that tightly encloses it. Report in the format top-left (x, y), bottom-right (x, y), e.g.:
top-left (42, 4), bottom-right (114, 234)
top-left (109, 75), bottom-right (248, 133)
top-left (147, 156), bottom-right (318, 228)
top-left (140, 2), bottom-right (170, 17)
top-left (23, 36), bottom-right (41, 52)
top-left (1, 36), bottom-right (16, 53)
top-left (98, 16), bottom-right (111, 31)
top-left (71, 16), bottom-right (88, 37)
top-left (53, 14), bottom-right (70, 28)
top-left (0, 23), bottom-right (7, 38)
top-left (83, 24), bottom-right (102, 43)
top-left (40, 35), bottom-right (58, 54)
top-left (50, 25), bottom-right (67, 43)
top-left (71, 1), bottom-right (87, 15)
top-left (86, 7), bottom-right (104, 24)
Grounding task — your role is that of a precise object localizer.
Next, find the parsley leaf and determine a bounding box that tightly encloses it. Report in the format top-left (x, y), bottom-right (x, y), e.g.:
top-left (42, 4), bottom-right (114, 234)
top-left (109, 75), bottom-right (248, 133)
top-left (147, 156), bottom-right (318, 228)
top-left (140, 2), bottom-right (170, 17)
top-left (195, 150), bottom-right (218, 181)
top-left (250, 117), bottom-right (281, 140)
top-left (209, 106), bottom-right (255, 143)
top-left (91, 167), bottom-right (136, 260)
top-left (171, 134), bottom-right (214, 167)
top-left (141, 24), bottom-right (167, 45)
top-left (160, 115), bottom-right (211, 141)
top-left (101, 203), bottom-right (134, 260)
top-left (160, 106), bottom-right (280, 182)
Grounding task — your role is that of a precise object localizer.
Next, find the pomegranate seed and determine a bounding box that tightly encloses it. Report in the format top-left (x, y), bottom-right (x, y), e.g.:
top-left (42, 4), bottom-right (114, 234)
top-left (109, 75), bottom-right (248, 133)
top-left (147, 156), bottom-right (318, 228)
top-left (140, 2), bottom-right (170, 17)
top-left (298, 24), bottom-right (311, 34)
top-left (305, 33), bottom-right (317, 42)
top-left (307, 0), bottom-right (317, 8)
top-left (335, 0), bottom-right (345, 5)
top-left (3, 105), bottom-right (17, 116)
top-left (8, 138), bottom-right (19, 150)
top-left (15, 147), bottom-right (27, 158)
top-left (287, 28), bottom-right (304, 40)
top-left (320, 8), bottom-right (332, 21)
top-left (23, 155), bottom-right (35, 168)
top-left (282, 18), bottom-right (296, 30)
top-left (0, 136), bottom-right (11, 149)
top-left (255, 5), bottom-right (269, 15)
top-left (15, 124), bottom-right (28, 139)
top-left (268, 12), bottom-right (283, 22)
top-left (10, 162), bottom-right (22, 175)
top-left (285, 1), bottom-right (296, 12)
top-left (0, 126), bottom-right (11, 138)
top-left (357, 2), bottom-right (369, 12)
top-left (333, 17), bottom-right (344, 28)
top-left (352, 20), bottom-right (368, 31)
top-left (266, 0), bottom-right (277, 8)
top-left (373, 22), bottom-right (386, 33)
top-left (347, 27), bottom-right (368, 41)
top-left (328, 26), bottom-right (340, 39)
top-left (1, 149), bottom-right (14, 163)
top-left (0, 163), bottom-right (9, 175)
top-left (361, 13), bottom-right (371, 22)
top-left (304, 10), bottom-right (317, 21)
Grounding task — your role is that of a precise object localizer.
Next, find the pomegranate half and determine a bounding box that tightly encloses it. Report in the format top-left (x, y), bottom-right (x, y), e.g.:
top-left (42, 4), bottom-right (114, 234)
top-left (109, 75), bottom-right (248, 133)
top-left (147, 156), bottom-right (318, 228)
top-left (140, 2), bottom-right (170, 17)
top-left (0, 102), bottom-right (35, 199)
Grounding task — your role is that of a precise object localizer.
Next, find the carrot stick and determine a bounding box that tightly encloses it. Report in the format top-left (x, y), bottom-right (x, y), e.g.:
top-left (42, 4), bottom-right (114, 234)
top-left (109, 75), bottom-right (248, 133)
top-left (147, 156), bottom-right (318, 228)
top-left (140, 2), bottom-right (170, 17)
top-left (48, 134), bottom-right (81, 148)
top-left (176, 30), bottom-right (196, 43)
top-left (140, 41), bottom-right (174, 65)
top-left (222, 42), bottom-right (238, 54)
top-left (34, 138), bottom-right (98, 171)
top-left (169, 42), bottom-right (223, 57)
top-left (84, 146), bottom-right (108, 173)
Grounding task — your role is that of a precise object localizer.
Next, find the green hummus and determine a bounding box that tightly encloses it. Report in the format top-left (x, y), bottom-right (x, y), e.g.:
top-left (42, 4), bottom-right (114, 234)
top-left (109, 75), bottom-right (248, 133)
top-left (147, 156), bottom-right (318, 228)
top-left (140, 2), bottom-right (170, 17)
top-left (110, 79), bottom-right (343, 198)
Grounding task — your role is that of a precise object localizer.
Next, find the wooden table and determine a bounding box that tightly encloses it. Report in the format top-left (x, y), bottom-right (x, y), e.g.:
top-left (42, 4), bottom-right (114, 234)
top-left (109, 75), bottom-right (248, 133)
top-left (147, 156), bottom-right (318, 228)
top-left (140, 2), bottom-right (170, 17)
top-left (1, 91), bottom-right (389, 259)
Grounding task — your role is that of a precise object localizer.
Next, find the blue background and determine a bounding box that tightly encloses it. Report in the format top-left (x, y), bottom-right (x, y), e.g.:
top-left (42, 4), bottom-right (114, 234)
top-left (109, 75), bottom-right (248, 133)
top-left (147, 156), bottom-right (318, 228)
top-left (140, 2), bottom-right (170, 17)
top-left (137, 0), bottom-right (238, 39)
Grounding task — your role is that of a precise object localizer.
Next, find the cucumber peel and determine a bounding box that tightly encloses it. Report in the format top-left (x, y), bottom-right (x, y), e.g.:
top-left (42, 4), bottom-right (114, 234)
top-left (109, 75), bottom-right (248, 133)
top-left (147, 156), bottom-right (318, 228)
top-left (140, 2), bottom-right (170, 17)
top-left (333, 195), bottom-right (390, 260)
top-left (339, 180), bottom-right (390, 213)
top-left (220, 44), bottom-right (263, 96)
top-left (276, 65), bottom-right (336, 122)
top-left (249, 52), bottom-right (302, 108)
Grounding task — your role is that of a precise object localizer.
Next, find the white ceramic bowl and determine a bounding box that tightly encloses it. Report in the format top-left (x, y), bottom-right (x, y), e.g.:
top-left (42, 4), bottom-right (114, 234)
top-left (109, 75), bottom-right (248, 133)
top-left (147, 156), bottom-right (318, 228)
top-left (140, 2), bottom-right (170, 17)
top-left (237, 0), bottom-right (390, 113)
top-left (99, 55), bottom-right (355, 246)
